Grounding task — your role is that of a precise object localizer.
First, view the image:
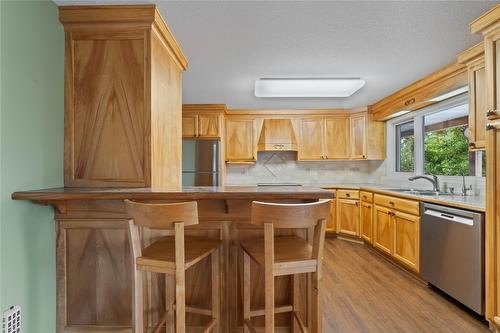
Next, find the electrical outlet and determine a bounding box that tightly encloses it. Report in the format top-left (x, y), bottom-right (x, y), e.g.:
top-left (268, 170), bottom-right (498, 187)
top-left (3, 305), bottom-right (21, 333)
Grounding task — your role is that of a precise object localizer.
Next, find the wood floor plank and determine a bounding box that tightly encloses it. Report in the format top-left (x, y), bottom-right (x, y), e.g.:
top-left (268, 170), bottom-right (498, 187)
top-left (322, 238), bottom-right (489, 333)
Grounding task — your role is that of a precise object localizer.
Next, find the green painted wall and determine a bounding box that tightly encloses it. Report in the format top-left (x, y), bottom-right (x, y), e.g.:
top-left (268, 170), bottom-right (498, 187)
top-left (1, 1), bottom-right (64, 332)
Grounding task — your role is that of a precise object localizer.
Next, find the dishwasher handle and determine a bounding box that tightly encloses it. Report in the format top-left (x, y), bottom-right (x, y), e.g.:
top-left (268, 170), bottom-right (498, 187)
top-left (424, 209), bottom-right (474, 226)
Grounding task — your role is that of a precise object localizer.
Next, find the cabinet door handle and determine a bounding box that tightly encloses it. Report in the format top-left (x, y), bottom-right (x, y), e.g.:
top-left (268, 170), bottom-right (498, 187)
top-left (469, 142), bottom-right (475, 147)
top-left (355, 202), bottom-right (358, 206)
top-left (487, 124), bottom-right (497, 131)
top-left (487, 110), bottom-right (498, 118)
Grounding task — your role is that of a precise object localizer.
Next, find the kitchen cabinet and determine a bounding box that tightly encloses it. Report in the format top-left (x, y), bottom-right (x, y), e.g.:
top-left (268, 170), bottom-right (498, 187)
top-left (471, 7), bottom-right (500, 325)
top-left (225, 118), bottom-right (256, 163)
top-left (373, 194), bottom-right (420, 271)
top-left (298, 112), bottom-right (384, 160)
top-left (458, 43), bottom-right (487, 150)
top-left (350, 114), bottom-right (367, 159)
top-left (325, 117), bottom-right (350, 159)
top-left (350, 111), bottom-right (386, 160)
top-left (337, 198), bottom-right (360, 237)
top-left (298, 118), bottom-right (325, 160)
top-left (59, 5), bottom-right (187, 188)
top-left (373, 205), bottom-right (394, 255)
top-left (182, 104), bottom-right (226, 139)
top-left (360, 191), bottom-right (373, 243)
top-left (393, 210), bottom-right (420, 272)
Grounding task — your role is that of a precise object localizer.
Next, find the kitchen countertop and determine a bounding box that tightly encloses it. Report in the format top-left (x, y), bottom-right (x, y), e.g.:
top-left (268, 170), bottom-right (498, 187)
top-left (11, 185), bottom-right (333, 201)
top-left (316, 183), bottom-right (485, 212)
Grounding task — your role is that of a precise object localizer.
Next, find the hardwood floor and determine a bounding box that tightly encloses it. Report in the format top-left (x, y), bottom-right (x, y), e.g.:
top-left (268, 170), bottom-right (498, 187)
top-left (322, 238), bottom-right (490, 333)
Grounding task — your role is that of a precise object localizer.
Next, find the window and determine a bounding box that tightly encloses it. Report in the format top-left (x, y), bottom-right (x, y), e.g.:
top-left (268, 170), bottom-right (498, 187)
top-left (390, 94), bottom-right (484, 177)
top-left (423, 104), bottom-right (475, 176)
top-left (396, 121), bottom-right (415, 172)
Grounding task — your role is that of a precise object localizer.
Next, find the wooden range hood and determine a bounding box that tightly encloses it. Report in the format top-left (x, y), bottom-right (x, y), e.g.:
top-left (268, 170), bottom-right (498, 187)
top-left (257, 118), bottom-right (298, 151)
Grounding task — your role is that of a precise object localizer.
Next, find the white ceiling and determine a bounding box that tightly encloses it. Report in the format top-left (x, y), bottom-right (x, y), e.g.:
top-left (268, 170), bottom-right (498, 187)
top-left (54, 1), bottom-right (497, 109)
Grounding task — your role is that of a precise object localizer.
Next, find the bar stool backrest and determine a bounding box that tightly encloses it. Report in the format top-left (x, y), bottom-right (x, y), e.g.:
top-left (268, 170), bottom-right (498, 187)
top-left (251, 199), bottom-right (331, 229)
top-left (124, 200), bottom-right (199, 229)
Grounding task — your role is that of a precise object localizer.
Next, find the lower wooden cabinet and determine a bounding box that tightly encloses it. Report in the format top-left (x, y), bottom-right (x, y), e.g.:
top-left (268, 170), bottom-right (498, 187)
top-left (327, 198), bottom-right (337, 232)
top-left (393, 210), bottom-right (420, 272)
top-left (337, 198), bottom-right (359, 236)
top-left (360, 201), bottom-right (373, 243)
top-left (373, 205), bottom-right (394, 255)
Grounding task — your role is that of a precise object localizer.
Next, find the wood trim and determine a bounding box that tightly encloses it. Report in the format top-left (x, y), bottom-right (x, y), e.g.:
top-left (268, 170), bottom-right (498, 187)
top-left (470, 4), bottom-right (500, 35)
top-left (369, 61), bottom-right (467, 121)
top-left (457, 42), bottom-right (485, 65)
top-left (183, 104), bottom-right (227, 114)
top-left (59, 5), bottom-right (187, 71)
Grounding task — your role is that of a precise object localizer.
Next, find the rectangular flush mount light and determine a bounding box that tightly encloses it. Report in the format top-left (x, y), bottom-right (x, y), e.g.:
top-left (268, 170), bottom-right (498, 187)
top-left (254, 77), bottom-right (365, 98)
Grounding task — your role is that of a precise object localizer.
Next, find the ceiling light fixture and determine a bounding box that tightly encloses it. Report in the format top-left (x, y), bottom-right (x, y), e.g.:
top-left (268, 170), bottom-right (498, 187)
top-left (254, 77), bottom-right (365, 98)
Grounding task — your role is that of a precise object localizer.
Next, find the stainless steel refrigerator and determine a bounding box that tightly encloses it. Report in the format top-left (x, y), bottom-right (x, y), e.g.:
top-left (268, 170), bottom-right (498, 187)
top-left (182, 139), bottom-right (220, 186)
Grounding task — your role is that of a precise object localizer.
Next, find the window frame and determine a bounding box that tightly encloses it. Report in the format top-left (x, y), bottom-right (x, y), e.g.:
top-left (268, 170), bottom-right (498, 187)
top-left (388, 94), bottom-right (484, 178)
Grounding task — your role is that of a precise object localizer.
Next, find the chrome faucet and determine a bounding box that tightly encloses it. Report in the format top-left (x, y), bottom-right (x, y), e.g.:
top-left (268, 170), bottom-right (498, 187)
top-left (408, 175), bottom-right (440, 192)
top-left (461, 173), bottom-right (473, 196)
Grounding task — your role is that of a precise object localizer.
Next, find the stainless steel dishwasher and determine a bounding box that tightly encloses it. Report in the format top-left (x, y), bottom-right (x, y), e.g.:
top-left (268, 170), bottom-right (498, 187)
top-left (420, 203), bottom-right (484, 315)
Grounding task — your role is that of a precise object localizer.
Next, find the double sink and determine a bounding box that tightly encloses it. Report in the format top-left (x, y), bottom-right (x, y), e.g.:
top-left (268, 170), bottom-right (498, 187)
top-left (386, 188), bottom-right (452, 196)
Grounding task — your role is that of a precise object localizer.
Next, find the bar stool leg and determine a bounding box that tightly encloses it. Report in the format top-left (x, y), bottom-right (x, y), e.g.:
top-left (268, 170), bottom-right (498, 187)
top-left (165, 274), bottom-right (175, 333)
top-left (242, 250), bottom-right (251, 333)
top-left (211, 248), bottom-right (220, 332)
top-left (291, 274), bottom-right (299, 333)
top-left (174, 223), bottom-right (186, 333)
top-left (132, 269), bottom-right (144, 333)
top-left (264, 223), bottom-right (274, 333)
top-left (311, 272), bottom-right (322, 333)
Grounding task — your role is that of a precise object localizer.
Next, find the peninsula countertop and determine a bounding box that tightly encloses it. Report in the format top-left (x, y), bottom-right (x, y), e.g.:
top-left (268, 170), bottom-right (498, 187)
top-left (11, 185), bottom-right (333, 202)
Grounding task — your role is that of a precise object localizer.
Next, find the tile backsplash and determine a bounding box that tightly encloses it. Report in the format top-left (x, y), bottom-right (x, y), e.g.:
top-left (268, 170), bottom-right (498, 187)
top-left (225, 151), bottom-right (486, 197)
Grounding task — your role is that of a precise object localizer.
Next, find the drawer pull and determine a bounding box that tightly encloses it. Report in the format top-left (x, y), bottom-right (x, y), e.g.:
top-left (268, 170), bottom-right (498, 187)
top-left (389, 201), bottom-right (395, 206)
top-left (346, 193), bottom-right (350, 197)
top-left (487, 124), bottom-right (496, 131)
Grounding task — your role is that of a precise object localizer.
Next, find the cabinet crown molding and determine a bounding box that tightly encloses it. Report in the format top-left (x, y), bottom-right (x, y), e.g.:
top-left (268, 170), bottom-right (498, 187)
top-left (59, 4), bottom-right (188, 71)
top-left (457, 42), bottom-right (484, 65)
top-left (470, 4), bottom-right (500, 35)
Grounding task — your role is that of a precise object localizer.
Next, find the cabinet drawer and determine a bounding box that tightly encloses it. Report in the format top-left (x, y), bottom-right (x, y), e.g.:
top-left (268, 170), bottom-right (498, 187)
top-left (337, 189), bottom-right (359, 199)
top-left (374, 194), bottom-right (419, 215)
top-left (360, 191), bottom-right (373, 203)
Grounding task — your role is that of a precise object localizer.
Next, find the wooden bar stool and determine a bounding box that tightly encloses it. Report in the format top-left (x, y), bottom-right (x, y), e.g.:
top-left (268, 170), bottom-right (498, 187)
top-left (240, 199), bottom-right (331, 333)
top-left (125, 200), bottom-right (221, 333)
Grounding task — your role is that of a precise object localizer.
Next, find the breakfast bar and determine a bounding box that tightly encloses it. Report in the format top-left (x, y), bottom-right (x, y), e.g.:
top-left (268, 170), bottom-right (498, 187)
top-left (12, 186), bottom-right (333, 332)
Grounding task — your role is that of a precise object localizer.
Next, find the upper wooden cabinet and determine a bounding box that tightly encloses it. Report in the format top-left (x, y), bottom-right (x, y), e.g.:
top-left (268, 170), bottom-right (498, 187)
top-left (458, 43), bottom-right (487, 150)
top-left (351, 111), bottom-right (386, 160)
top-left (298, 118), bottom-right (325, 160)
top-left (325, 117), bottom-right (350, 159)
top-left (182, 104), bottom-right (226, 139)
top-left (471, 5), bottom-right (500, 325)
top-left (225, 117), bottom-right (256, 163)
top-left (297, 111), bottom-right (384, 161)
top-left (59, 5), bottom-right (187, 188)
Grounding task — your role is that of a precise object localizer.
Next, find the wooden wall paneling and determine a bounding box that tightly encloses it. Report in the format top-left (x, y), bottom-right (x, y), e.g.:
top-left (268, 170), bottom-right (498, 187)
top-left (59, 219), bottom-right (132, 328)
top-left (150, 27), bottom-right (183, 188)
